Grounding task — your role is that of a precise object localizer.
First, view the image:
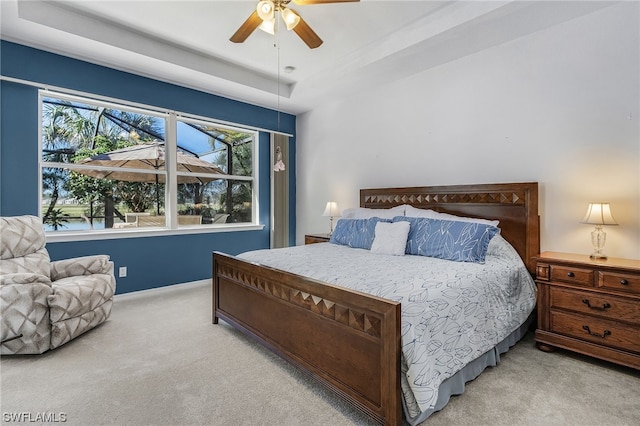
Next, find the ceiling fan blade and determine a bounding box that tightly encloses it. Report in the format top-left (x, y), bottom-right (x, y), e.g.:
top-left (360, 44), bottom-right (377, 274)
top-left (293, 0), bottom-right (359, 4)
top-left (291, 12), bottom-right (323, 49)
top-left (230, 10), bottom-right (262, 43)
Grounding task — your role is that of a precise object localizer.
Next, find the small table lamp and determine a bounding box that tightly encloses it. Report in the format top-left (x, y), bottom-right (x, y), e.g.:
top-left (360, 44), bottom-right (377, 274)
top-left (322, 201), bottom-right (339, 236)
top-left (581, 203), bottom-right (618, 259)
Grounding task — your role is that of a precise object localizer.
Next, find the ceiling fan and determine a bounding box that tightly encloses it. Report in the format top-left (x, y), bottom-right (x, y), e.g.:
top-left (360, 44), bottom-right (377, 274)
top-left (230, 0), bottom-right (360, 49)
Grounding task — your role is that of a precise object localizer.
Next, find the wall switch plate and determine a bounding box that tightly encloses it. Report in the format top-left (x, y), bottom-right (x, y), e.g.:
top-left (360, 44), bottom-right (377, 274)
top-left (118, 266), bottom-right (127, 278)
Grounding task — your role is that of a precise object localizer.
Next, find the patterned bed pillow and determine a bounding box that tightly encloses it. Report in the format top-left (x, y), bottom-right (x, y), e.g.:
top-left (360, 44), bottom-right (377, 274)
top-left (329, 218), bottom-right (391, 250)
top-left (392, 216), bottom-right (500, 263)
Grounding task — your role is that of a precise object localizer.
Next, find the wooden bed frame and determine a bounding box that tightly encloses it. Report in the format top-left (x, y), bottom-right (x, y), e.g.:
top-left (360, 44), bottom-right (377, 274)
top-left (212, 182), bottom-right (539, 425)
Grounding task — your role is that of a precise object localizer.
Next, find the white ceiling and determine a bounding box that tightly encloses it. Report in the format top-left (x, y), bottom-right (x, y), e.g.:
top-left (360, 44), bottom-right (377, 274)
top-left (0, 0), bottom-right (615, 114)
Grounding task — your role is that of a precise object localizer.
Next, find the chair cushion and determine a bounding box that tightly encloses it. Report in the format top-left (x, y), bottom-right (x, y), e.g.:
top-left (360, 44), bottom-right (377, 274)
top-left (0, 273), bottom-right (51, 286)
top-left (0, 249), bottom-right (51, 278)
top-left (48, 274), bottom-right (115, 323)
top-left (0, 216), bottom-right (46, 259)
top-left (0, 216), bottom-right (50, 277)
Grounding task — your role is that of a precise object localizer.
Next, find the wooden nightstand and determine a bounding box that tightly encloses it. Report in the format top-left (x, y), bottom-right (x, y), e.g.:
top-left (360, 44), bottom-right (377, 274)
top-left (534, 251), bottom-right (640, 369)
top-left (304, 233), bottom-right (331, 245)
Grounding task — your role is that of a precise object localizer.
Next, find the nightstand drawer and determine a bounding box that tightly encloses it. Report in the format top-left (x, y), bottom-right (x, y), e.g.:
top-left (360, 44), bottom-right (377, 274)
top-left (550, 265), bottom-right (594, 287)
top-left (550, 287), bottom-right (640, 325)
top-left (599, 271), bottom-right (640, 295)
top-left (550, 310), bottom-right (640, 354)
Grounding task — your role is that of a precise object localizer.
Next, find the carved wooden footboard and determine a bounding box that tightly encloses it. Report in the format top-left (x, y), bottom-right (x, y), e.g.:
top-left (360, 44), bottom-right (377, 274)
top-left (212, 252), bottom-right (402, 424)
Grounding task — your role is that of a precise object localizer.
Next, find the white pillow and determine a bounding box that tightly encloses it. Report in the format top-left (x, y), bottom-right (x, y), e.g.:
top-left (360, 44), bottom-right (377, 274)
top-left (404, 205), bottom-right (441, 218)
top-left (342, 204), bottom-right (406, 220)
top-left (370, 221), bottom-right (411, 256)
top-left (404, 205), bottom-right (499, 227)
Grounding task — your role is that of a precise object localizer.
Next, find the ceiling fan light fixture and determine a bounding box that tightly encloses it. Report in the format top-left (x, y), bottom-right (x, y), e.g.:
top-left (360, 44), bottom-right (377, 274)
top-left (256, 0), bottom-right (275, 21)
top-left (280, 8), bottom-right (301, 30)
top-left (232, 0), bottom-right (360, 48)
top-left (259, 18), bottom-right (276, 35)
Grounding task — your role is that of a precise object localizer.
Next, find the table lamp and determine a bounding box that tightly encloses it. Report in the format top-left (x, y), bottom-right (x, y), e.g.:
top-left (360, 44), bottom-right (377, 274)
top-left (581, 202), bottom-right (617, 259)
top-left (322, 201), bottom-right (339, 236)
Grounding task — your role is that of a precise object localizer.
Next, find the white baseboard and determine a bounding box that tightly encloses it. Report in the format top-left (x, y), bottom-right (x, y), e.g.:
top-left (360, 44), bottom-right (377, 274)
top-left (114, 279), bottom-right (210, 301)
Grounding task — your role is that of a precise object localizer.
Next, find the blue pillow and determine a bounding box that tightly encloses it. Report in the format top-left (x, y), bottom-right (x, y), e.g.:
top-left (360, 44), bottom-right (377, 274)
top-left (329, 218), bottom-right (391, 250)
top-left (392, 216), bottom-right (500, 263)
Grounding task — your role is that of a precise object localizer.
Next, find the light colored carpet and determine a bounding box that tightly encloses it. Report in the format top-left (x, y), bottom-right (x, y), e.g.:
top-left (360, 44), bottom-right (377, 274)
top-left (1, 281), bottom-right (638, 426)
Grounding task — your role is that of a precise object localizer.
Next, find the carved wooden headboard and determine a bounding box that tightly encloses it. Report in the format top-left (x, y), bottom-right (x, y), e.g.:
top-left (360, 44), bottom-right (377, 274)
top-left (360, 182), bottom-right (540, 274)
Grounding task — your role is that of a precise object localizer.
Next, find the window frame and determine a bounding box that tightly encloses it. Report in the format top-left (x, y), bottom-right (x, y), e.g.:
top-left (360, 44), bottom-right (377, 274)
top-left (38, 90), bottom-right (263, 242)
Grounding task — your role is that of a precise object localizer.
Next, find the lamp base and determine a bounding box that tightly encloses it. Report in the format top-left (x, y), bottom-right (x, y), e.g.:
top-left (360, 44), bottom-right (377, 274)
top-left (589, 226), bottom-right (608, 261)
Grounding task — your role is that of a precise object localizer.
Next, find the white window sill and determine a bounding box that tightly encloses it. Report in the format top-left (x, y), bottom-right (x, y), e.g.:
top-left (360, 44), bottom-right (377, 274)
top-left (45, 223), bottom-right (265, 243)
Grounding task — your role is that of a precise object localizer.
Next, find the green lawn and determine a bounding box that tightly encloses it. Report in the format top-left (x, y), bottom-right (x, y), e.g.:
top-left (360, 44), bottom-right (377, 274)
top-left (41, 204), bottom-right (133, 218)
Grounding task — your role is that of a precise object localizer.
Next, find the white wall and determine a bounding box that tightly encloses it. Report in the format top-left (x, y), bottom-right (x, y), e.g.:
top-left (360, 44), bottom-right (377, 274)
top-left (296, 2), bottom-right (640, 260)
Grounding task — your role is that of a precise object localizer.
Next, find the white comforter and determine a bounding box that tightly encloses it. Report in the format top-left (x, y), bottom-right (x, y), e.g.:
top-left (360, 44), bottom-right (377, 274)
top-left (238, 235), bottom-right (536, 417)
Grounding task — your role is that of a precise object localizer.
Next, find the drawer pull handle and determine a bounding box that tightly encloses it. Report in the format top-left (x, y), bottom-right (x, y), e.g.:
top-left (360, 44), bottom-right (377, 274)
top-left (582, 299), bottom-right (611, 311)
top-left (567, 272), bottom-right (575, 278)
top-left (582, 325), bottom-right (611, 339)
top-left (620, 279), bottom-right (629, 285)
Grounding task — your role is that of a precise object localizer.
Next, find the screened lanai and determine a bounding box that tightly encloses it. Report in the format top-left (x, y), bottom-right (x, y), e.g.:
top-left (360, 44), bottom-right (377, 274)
top-left (41, 94), bottom-right (255, 231)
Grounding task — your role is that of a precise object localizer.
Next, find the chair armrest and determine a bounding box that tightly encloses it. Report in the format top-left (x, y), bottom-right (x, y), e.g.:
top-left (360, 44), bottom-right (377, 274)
top-left (50, 255), bottom-right (113, 280)
top-left (0, 273), bottom-right (52, 286)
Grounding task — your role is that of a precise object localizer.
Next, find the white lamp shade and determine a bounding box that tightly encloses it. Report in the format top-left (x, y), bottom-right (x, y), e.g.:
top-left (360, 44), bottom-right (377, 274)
top-left (322, 202), bottom-right (340, 217)
top-left (256, 1), bottom-right (275, 21)
top-left (280, 8), bottom-right (301, 30)
top-left (582, 203), bottom-right (618, 225)
top-left (258, 19), bottom-right (275, 35)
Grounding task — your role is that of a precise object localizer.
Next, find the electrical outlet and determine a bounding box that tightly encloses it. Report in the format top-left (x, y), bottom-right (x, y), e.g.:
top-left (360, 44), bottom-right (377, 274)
top-left (118, 266), bottom-right (127, 278)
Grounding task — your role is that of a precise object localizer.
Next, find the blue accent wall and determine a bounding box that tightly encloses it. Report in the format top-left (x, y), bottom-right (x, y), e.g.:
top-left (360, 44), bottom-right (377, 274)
top-left (0, 41), bottom-right (297, 294)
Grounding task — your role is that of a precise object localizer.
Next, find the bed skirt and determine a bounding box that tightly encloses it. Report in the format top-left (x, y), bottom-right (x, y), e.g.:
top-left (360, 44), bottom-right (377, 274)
top-left (404, 314), bottom-right (534, 425)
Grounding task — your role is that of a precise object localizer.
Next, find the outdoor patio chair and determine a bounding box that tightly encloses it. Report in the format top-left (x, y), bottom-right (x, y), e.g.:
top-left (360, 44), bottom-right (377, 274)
top-left (212, 214), bottom-right (229, 224)
top-left (0, 215), bottom-right (116, 354)
top-left (135, 215), bottom-right (166, 227)
top-left (135, 215), bottom-right (202, 227)
top-left (125, 212), bottom-right (150, 223)
top-left (178, 215), bottom-right (202, 225)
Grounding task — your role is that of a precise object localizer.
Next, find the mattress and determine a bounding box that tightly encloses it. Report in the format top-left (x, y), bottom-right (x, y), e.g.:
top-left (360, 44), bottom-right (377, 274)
top-left (238, 234), bottom-right (536, 422)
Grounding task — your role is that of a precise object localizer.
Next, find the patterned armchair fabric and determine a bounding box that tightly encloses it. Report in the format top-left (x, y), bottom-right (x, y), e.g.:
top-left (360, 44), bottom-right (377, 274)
top-left (1, 215), bottom-right (116, 354)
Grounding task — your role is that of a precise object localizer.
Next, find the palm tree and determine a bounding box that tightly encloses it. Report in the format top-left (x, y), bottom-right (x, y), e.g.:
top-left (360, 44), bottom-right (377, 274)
top-left (42, 102), bottom-right (93, 226)
top-left (214, 135), bottom-right (253, 221)
top-left (42, 98), bottom-right (165, 228)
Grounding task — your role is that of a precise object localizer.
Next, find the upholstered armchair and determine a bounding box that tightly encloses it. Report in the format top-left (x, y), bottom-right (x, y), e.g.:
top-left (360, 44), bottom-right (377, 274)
top-left (0, 215), bottom-right (116, 354)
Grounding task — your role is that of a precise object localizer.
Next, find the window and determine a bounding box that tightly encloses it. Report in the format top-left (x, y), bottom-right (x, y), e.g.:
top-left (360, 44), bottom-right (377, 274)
top-left (40, 91), bottom-right (256, 233)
